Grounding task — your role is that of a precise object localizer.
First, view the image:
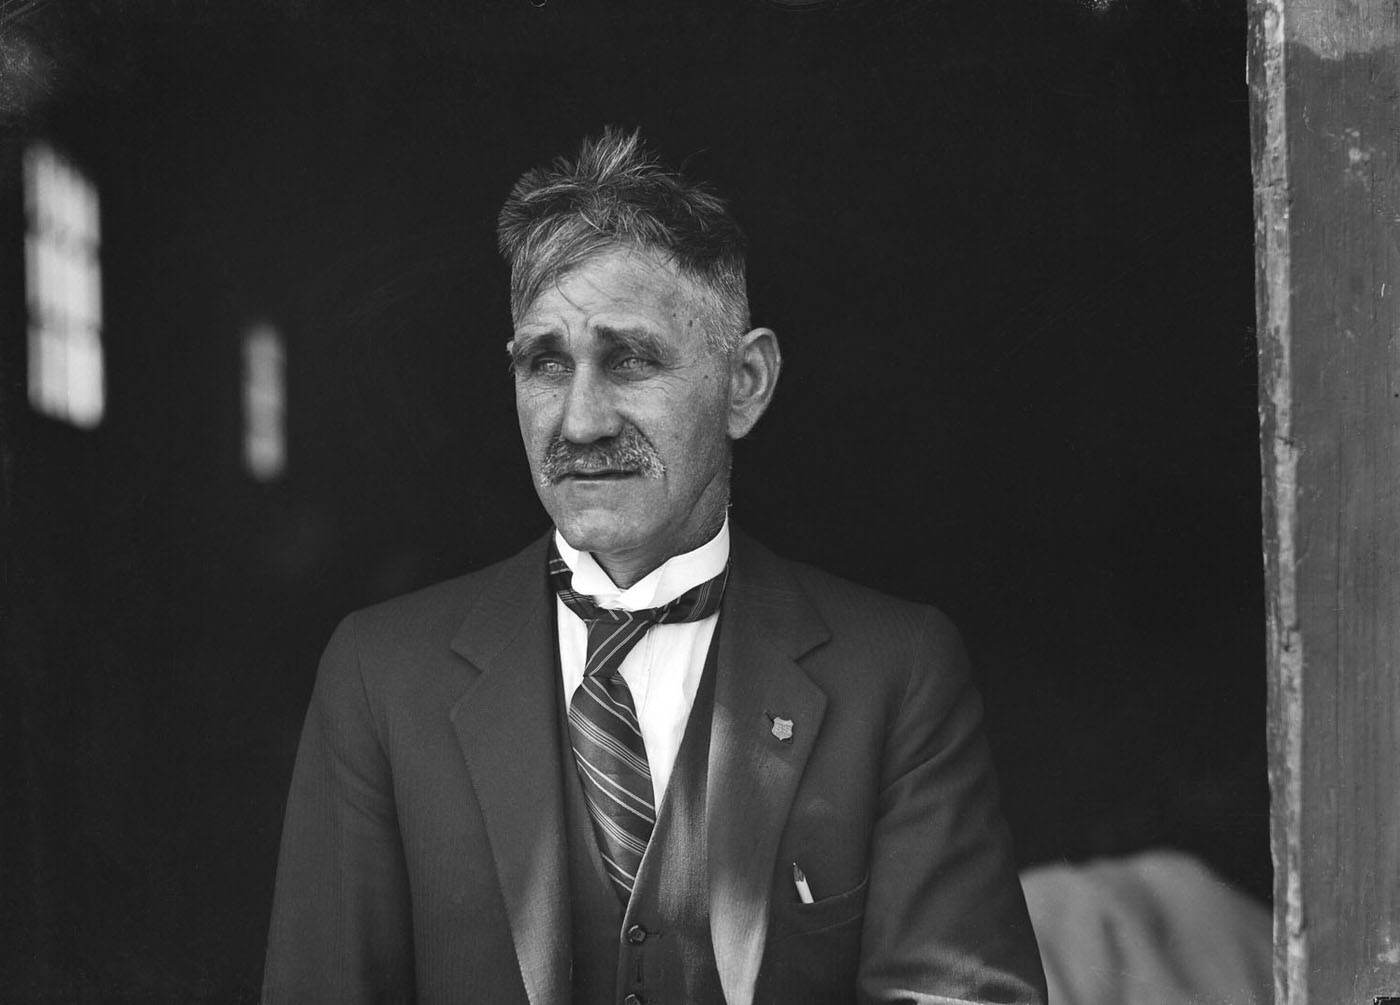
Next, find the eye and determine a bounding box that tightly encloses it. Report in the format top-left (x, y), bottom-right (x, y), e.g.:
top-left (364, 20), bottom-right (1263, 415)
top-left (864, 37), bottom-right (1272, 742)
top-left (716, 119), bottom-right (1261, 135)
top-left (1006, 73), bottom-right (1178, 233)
top-left (614, 355), bottom-right (652, 373)
top-left (518, 353), bottom-right (570, 376)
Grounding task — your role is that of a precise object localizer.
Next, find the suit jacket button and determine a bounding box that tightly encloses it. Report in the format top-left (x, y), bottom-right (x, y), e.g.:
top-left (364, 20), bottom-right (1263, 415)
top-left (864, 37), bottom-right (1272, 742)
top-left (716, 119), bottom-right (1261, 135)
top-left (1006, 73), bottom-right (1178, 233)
top-left (625, 924), bottom-right (647, 945)
top-left (622, 995), bottom-right (644, 1005)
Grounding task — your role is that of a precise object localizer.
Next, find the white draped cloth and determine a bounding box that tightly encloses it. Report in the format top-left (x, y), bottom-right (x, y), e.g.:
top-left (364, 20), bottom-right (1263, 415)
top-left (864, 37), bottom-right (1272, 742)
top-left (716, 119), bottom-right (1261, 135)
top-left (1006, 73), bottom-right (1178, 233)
top-left (1021, 850), bottom-right (1272, 1005)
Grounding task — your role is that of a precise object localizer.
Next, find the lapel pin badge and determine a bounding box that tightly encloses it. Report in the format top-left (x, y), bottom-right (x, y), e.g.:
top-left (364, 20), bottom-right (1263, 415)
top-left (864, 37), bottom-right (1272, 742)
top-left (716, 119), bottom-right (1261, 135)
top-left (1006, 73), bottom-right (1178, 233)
top-left (765, 711), bottom-right (794, 742)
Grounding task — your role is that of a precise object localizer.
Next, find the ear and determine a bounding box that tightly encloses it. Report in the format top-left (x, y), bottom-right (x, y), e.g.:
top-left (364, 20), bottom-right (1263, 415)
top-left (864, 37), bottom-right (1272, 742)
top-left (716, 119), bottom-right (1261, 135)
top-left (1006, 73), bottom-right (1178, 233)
top-left (726, 327), bottom-right (782, 440)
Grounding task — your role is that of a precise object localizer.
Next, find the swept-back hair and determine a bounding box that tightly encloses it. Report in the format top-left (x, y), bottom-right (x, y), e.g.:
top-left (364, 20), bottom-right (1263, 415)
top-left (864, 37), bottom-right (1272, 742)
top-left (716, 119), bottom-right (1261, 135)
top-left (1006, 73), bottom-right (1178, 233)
top-left (496, 127), bottom-right (750, 352)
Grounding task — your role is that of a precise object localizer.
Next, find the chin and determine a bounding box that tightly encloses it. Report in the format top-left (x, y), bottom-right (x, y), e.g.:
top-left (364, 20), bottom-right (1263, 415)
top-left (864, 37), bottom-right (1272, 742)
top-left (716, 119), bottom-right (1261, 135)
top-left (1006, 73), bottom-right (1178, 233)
top-left (542, 481), bottom-right (660, 553)
top-left (552, 510), bottom-right (652, 558)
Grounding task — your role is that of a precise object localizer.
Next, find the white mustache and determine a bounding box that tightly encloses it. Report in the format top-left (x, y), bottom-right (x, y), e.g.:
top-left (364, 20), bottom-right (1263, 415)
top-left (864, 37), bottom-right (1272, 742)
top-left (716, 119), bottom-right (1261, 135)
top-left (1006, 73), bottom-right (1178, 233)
top-left (538, 426), bottom-right (666, 484)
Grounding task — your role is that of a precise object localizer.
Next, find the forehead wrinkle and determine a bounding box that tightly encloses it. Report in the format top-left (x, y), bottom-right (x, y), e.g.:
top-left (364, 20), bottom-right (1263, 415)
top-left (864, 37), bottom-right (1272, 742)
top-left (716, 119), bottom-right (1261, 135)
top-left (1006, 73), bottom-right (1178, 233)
top-left (563, 247), bottom-right (689, 307)
top-left (518, 249), bottom-right (715, 353)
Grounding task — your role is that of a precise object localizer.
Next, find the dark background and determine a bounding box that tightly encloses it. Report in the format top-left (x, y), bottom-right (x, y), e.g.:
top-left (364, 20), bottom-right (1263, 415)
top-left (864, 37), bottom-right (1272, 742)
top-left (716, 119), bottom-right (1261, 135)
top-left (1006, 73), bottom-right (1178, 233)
top-left (1, 1), bottom-right (1266, 1000)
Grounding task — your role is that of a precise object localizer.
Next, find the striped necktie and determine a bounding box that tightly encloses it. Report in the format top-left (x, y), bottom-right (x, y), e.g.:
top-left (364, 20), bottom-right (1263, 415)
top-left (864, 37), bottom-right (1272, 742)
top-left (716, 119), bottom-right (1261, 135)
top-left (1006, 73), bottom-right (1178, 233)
top-left (549, 542), bottom-right (729, 900)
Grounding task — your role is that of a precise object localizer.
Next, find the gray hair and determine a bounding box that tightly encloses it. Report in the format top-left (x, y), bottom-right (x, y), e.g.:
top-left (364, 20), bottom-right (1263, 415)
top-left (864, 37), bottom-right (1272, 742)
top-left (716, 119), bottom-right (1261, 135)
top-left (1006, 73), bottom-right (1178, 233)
top-left (496, 127), bottom-right (751, 353)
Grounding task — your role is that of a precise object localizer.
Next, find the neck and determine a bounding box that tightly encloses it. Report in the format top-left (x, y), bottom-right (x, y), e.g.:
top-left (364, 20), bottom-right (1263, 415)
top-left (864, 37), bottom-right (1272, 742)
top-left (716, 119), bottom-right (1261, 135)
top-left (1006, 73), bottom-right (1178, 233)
top-left (593, 508), bottom-right (727, 591)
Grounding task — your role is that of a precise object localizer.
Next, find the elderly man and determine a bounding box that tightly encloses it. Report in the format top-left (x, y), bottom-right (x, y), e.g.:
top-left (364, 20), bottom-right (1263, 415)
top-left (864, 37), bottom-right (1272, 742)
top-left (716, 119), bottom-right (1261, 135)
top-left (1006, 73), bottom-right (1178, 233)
top-left (263, 129), bottom-right (1046, 1005)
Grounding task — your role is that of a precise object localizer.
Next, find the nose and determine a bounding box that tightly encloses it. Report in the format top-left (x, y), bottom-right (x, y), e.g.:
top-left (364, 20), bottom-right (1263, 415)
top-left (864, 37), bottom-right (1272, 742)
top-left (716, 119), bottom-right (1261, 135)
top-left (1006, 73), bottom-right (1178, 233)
top-left (559, 365), bottom-right (622, 444)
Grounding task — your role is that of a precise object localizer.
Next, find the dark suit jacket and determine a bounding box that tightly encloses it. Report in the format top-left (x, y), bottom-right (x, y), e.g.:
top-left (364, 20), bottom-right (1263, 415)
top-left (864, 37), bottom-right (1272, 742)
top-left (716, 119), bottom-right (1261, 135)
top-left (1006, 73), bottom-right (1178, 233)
top-left (263, 529), bottom-right (1046, 1004)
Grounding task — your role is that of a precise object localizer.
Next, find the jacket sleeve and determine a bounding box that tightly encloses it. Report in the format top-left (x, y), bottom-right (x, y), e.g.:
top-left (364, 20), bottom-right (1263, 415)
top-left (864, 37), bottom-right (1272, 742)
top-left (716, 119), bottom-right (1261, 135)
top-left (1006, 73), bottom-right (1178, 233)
top-left (262, 613), bottom-right (416, 1005)
top-left (857, 608), bottom-right (1047, 1005)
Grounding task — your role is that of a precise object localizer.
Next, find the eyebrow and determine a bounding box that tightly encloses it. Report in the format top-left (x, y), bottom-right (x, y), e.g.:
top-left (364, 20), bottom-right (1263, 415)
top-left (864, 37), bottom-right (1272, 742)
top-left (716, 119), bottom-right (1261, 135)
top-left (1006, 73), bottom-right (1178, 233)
top-left (594, 325), bottom-right (668, 358)
top-left (507, 330), bottom-right (561, 361)
top-left (509, 325), bottom-right (671, 364)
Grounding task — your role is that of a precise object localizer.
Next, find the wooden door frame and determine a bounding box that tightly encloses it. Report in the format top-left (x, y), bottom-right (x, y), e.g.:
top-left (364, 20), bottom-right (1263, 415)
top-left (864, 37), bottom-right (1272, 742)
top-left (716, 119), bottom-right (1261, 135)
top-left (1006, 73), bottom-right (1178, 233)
top-left (1249, 1), bottom-right (1400, 1001)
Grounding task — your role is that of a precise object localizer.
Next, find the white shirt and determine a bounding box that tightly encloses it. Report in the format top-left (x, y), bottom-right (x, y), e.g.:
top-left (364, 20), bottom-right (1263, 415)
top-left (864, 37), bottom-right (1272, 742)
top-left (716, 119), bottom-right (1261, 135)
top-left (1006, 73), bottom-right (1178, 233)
top-left (554, 518), bottom-right (729, 808)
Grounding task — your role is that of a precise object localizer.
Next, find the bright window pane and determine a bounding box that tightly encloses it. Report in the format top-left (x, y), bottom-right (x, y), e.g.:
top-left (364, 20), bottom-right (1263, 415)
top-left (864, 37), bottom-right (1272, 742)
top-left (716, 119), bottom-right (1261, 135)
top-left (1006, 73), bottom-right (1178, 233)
top-left (243, 323), bottom-right (286, 481)
top-left (23, 142), bottom-right (104, 429)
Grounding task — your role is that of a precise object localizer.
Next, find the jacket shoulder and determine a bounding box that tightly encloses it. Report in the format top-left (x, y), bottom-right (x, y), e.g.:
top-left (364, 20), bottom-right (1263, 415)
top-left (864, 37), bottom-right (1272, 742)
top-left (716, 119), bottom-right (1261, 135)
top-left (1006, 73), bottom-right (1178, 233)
top-left (735, 529), bottom-right (960, 644)
top-left (332, 535), bottom-right (548, 664)
top-left (792, 556), bottom-right (966, 678)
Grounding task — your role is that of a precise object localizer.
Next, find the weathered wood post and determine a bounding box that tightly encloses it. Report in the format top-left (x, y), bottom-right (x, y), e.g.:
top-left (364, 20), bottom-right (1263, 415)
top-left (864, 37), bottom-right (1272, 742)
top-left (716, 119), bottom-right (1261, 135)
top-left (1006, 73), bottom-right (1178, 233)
top-left (1250, 1), bottom-right (1400, 1002)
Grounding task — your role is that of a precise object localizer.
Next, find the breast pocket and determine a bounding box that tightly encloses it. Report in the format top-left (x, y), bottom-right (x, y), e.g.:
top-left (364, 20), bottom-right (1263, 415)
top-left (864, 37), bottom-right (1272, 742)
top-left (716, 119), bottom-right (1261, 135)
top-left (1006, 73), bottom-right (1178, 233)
top-left (769, 873), bottom-right (869, 939)
top-left (761, 874), bottom-right (869, 1004)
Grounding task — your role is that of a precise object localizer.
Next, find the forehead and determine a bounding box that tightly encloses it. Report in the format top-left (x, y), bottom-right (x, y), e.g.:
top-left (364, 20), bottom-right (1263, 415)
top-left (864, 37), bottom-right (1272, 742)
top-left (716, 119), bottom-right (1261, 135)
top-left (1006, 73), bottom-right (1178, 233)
top-left (516, 247), bottom-right (705, 333)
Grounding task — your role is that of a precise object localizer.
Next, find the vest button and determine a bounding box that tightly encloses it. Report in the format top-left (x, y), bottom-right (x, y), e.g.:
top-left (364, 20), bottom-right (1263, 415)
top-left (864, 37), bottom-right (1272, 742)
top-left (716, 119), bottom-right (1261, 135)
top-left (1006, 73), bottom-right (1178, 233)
top-left (622, 995), bottom-right (644, 1005)
top-left (625, 924), bottom-right (648, 945)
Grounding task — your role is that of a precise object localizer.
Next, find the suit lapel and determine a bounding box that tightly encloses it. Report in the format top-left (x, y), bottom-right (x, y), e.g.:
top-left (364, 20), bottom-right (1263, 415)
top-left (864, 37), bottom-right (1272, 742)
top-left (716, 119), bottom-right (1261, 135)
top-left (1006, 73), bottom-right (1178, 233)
top-left (708, 530), bottom-right (831, 1005)
top-left (448, 535), bottom-right (569, 1005)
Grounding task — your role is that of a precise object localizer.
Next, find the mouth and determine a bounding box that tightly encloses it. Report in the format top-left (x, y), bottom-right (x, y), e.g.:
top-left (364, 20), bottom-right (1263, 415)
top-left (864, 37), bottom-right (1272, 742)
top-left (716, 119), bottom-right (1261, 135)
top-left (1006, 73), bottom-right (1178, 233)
top-left (555, 468), bottom-right (639, 482)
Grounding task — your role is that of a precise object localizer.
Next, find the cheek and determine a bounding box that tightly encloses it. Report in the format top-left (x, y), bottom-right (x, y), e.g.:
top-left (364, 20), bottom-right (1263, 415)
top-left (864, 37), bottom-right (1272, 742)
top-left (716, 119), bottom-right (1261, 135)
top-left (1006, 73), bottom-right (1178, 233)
top-left (515, 392), bottom-right (557, 447)
top-left (659, 400), bottom-right (731, 468)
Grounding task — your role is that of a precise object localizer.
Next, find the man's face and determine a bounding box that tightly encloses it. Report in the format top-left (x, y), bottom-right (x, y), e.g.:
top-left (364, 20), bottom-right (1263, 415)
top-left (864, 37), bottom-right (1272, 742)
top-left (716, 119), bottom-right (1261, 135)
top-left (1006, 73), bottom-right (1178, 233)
top-left (511, 247), bottom-right (735, 582)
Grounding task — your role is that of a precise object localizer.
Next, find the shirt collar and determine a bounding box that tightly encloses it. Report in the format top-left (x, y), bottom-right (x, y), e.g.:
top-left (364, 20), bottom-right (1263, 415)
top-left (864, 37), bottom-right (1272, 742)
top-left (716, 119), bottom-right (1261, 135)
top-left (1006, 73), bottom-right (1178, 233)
top-left (553, 516), bottom-right (730, 611)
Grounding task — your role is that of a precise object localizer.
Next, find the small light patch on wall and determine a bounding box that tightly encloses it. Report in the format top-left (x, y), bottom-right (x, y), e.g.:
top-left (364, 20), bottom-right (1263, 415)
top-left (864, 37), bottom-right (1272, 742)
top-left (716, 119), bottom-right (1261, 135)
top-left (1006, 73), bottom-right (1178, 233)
top-left (243, 323), bottom-right (286, 481)
top-left (24, 142), bottom-right (104, 429)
